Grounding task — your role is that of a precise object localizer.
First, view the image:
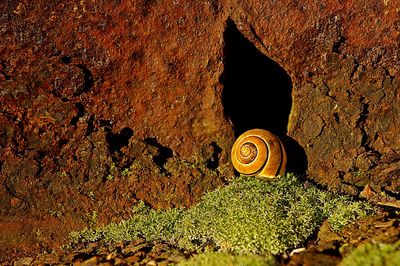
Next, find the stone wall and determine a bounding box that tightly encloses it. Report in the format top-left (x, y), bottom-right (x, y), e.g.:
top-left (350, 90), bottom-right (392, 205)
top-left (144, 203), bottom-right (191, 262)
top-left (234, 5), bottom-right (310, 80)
top-left (0, 0), bottom-right (399, 259)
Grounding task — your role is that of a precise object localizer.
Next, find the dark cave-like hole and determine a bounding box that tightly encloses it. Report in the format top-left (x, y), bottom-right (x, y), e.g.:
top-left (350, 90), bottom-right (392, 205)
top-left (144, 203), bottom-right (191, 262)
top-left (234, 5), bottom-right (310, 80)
top-left (76, 64), bottom-right (94, 95)
top-left (0, 62), bottom-right (10, 80)
top-left (206, 142), bottom-right (222, 170)
top-left (60, 56), bottom-right (71, 64)
top-left (221, 19), bottom-right (292, 137)
top-left (84, 115), bottom-right (95, 136)
top-left (70, 102), bottom-right (85, 125)
top-left (99, 119), bottom-right (112, 127)
top-left (106, 127), bottom-right (134, 153)
top-left (221, 20), bottom-right (308, 174)
top-left (144, 137), bottom-right (173, 169)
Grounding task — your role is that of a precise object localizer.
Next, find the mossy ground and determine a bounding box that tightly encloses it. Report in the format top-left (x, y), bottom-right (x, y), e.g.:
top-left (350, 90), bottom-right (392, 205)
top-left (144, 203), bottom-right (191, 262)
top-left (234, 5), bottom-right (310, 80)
top-left (339, 240), bottom-right (400, 266)
top-left (69, 173), bottom-right (374, 261)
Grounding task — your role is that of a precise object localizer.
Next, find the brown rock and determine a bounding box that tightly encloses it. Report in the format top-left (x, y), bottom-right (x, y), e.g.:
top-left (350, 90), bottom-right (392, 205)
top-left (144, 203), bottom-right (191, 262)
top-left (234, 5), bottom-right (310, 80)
top-left (287, 252), bottom-right (340, 266)
top-left (121, 243), bottom-right (149, 256)
top-left (79, 256), bottom-right (99, 266)
top-left (125, 255), bottom-right (141, 264)
top-left (146, 260), bottom-right (157, 266)
top-left (97, 263), bottom-right (113, 266)
top-left (30, 262), bottom-right (46, 266)
top-left (13, 257), bottom-right (34, 266)
top-left (0, 0), bottom-right (399, 260)
top-left (35, 254), bottom-right (60, 265)
top-left (113, 258), bottom-right (126, 265)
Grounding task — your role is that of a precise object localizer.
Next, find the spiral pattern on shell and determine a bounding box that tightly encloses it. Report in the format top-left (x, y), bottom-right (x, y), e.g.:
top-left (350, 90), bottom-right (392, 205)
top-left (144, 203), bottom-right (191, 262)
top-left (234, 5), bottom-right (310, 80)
top-left (231, 129), bottom-right (287, 178)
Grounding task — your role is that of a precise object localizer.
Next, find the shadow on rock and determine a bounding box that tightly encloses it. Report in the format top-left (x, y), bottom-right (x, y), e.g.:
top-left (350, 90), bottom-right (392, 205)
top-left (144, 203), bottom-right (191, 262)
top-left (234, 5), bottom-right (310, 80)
top-left (283, 136), bottom-right (308, 176)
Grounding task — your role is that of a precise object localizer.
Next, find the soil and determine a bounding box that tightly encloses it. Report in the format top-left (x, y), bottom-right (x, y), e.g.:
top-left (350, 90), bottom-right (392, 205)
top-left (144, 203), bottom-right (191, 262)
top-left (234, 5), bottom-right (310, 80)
top-left (0, 0), bottom-right (399, 263)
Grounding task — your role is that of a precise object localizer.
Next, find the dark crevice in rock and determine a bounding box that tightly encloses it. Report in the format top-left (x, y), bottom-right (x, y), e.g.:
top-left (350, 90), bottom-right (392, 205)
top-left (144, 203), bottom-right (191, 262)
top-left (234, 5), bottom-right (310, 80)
top-left (36, 151), bottom-right (46, 178)
top-left (382, 67), bottom-right (395, 80)
top-left (99, 119), bottom-right (112, 128)
top-left (338, 170), bottom-right (346, 180)
top-left (249, 24), bottom-right (269, 52)
top-left (221, 19), bottom-right (293, 137)
top-left (332, 36), bottom-right (346, 53)
top-left (49, 83), bottom-right (69, 102)
top-left (131, 51), bottom-right (144, 63)
top-left (70, 102), bottom-right (85, 125)
top-left (60, 56), bottom-right (71, 64)
top-left (315, 120), bottom-right (326, 139)
top-left (60, 97), bottom-right (71, 103)
top-left (141, 0), bottom-right (157, 17)
top-left (322, 81), bottom-right (337, 101)
top-left (356, 100), bottom-right (370, 148)
top-left (384, 188), bottom-right (400, 200)
top-left (58, 138), bottom-right (68, 149)
top-left (333, 112), bottom-right (340, 123)
top-left (355, 97), bottom-right (381, 157)
top-left (75, 64), bottom-right (94, 95)
top-left (106, 127), bottom-right (134, 154)
top-left (2, 180), bottom-right (30, 207)
top-left (356, 97), bottom-right (369, 128)
top-left (383, 154), bottom-right (400, 165)
top-left (283, 136), bottom-right (308, 175)
top-left (144, 137), bottom-right (173, 173)
top-left (0, 111), bottom-right (23, 143)
top-left (349, 60), bottom-right (362, 82)
top-left (336, 171), bottom-right (360, 192)
top-left (85, 115), bottom-right (96, 136)
top-left (345, 89), bottom-right (353, 101)
top-left (206, 0), bottom-right (219, 14)
top-left (206, 142), bottom-right (222, 170)
top-left (0, 62), bottom-right (10, 80)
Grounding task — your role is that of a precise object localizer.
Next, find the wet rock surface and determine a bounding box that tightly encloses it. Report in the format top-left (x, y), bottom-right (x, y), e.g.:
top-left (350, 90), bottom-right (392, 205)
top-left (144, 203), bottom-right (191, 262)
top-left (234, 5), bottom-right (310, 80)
top-left (0, 0), bottom-right (399, 261)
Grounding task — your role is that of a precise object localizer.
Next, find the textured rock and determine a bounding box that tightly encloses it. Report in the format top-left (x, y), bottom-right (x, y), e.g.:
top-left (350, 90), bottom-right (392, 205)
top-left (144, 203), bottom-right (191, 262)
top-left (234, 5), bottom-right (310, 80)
top-left (0, 0), bottom-right (399, 261)
top-left (9, 238), bottom-right (190, 266)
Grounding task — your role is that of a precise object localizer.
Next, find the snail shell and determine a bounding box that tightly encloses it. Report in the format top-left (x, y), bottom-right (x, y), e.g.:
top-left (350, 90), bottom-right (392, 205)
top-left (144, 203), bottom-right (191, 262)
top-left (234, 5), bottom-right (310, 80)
top-left (231, 129), bottom-right (287, 178)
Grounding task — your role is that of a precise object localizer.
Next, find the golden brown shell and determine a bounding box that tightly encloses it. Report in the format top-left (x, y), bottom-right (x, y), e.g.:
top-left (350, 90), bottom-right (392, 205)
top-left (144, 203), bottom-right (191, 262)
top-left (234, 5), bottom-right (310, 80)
top-left (231, 129), bottom-right (287, 178)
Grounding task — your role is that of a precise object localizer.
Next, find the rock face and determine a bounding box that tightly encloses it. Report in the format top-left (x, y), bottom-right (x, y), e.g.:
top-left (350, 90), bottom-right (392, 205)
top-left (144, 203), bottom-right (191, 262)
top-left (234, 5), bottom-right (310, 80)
top-left (0, 0), bottom-right (399, 261)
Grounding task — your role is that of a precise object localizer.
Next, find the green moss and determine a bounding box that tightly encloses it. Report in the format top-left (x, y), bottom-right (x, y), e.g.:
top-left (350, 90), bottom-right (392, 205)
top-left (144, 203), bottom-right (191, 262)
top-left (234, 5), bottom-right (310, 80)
top-left (339, 241), bottom-right (400, 266)
top-left (327, 201), bottom-right (373, 231)
top-left (69, 173), bottom-right (374, 255)
top-left (174, 174), bottom-right (373, 254)
top-left (178, 252), bottom-right (276, 266)
top-left (105, 174), bottom-right (114, 181)
top-left (121, 167), bottom-right (132, 176)
top-left (69, 201), bottom-right (183, 244)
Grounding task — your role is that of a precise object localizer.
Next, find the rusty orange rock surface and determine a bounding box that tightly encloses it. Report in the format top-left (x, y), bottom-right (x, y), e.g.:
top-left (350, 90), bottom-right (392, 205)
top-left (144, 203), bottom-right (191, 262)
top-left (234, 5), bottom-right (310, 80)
top-left (0, 0), bottom-right (399, 261)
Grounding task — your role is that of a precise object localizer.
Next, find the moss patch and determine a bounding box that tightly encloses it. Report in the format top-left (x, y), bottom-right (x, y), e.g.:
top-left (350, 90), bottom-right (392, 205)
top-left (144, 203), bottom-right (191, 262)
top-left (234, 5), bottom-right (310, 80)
top-left (178, 252), bottom-right (276, 266)
top-left (69, 174), bottom-right (374, 255)
top-left (339, 241), bottom-right (400, 266)
top-left (68, 201), bottom-right (183, 243)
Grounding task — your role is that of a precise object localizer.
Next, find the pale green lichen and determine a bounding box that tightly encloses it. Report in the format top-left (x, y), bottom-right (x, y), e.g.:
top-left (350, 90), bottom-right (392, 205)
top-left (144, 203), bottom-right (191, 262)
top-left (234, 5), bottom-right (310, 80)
top-left (173, 174), bottom-right (373, 254)
top-left (69, 201), bottom-right (183, 244)
top-left (69, 173), bottom-right (374, 255)
top-left (339, 241), bottom-right (400, 266)
top-left (178, 252), bottom-right (277, 266)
